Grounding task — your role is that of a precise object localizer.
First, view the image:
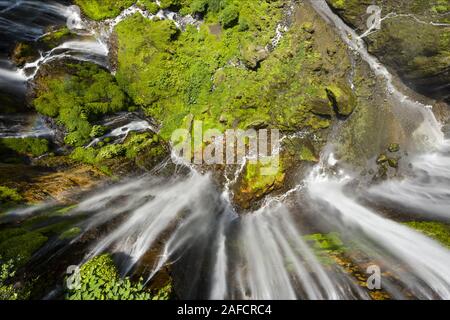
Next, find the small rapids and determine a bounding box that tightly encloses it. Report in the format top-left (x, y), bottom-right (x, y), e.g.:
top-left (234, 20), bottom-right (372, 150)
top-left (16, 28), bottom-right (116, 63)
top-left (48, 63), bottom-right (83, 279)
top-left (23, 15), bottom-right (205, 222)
top-left (0, 113), bottom-right (53, 138)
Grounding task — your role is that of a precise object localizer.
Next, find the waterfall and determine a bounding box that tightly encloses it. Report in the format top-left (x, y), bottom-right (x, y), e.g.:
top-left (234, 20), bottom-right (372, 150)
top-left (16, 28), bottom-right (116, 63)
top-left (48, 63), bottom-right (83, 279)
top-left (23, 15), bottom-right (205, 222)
top-left (308, 0), bottom-right (444, 150)
top-left (306, 161), bottom-right (450, 299)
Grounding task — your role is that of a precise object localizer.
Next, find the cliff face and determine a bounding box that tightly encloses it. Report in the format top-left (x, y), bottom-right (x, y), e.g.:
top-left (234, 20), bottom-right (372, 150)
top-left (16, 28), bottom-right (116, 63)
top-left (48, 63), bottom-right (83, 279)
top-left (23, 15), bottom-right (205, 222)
top-left (326, 0), bottom-right (450, 103)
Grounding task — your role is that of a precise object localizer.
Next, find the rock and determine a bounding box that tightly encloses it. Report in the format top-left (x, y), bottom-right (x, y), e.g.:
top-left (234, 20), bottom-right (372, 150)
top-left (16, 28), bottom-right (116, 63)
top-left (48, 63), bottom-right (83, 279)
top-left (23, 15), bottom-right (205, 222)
top-left (219, 114), bottom-right (227, 124)
top-left (388, 158), bottom-right (399, 168)
top-left (301, 22), bottom-right (315, 34)
top-left (309, 97), bottom-right (334, 117)
top-left (326, 0), bottom-right (450, 103)
top-left (299, 144), bottom-right (319, 162)
top-left (246, 120), bottom-right (268, 130)
top-left (326, 83), bottom-right (357, 117)
top-left (376, 154), bottom-right (389, 164)
top-left (11, 42), bottom-right (39, 67)
top-left (388, 143), bottom-right (400, 153)
top-left (241, 44), bottom-right (269, 70)
top-left (233, 161), bottom-right (285, 210)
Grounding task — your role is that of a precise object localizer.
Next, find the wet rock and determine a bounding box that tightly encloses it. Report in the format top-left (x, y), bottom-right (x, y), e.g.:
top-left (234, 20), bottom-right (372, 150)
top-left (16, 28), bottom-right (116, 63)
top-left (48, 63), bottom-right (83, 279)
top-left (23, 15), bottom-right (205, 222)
top-left (11, 42), bottom-right (39, 67)
top-left (233, 161), bottom-right (286, 210)
top-left (388, 143), bottom-right (400, 153)
top-left (309, 97), bottom-right (334, 117)
top-left (388, 158), bottom-right (398, 169)
top-left (376, 154), bottom-right (389, 164)
top-left (326, 83), bottom-right (357, 117)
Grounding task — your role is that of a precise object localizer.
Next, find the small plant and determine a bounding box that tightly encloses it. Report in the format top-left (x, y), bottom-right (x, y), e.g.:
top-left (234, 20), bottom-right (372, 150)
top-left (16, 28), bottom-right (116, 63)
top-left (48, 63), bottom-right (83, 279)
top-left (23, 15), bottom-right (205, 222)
top-left (0, 186), bottom-right (22, 205)
top-left (66, 254), bottom-right (172, 300)
top-left (0, 256), bottom-right (18, 300)
top-left (219, 5), bottom-right (239, 29)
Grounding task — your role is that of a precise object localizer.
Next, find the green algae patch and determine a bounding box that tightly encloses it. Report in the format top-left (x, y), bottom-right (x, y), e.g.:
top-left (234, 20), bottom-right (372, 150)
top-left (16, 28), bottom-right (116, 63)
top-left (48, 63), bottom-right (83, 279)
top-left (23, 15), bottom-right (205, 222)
top-left (405, 221), bottom-right (450, 248)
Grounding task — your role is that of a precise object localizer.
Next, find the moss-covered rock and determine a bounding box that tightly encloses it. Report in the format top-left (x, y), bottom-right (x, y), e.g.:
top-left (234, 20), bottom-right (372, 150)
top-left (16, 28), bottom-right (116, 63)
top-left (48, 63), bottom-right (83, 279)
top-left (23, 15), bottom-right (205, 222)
top-left (74, 0), bottom-right (135, 21)
top-left (0, 186), bottom-right (23, 206)
top-left (11, 42), bottom-right (39, 67)
top-left (0, 231), bottom-right (48, 267)
top-left (233, 160), bottom-right (286, 210)
top-left (326, 0), bottom-right (450, 103)
top-left (33, 61), bottom-right (129, 147)
top-left (326, 83), bottom-right (357, 117)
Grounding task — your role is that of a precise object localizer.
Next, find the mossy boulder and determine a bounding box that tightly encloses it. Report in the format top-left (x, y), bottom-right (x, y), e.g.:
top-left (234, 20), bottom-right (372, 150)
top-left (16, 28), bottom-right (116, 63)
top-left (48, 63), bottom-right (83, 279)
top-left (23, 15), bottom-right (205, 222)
top-left (241, 43), bottom-right (269, 70)
top-left (233, 160), bottom-right (286, 210)
top-left (11, 42), bottom-right (38, 67)
top-left (326, 83), bottom-right (357, 117)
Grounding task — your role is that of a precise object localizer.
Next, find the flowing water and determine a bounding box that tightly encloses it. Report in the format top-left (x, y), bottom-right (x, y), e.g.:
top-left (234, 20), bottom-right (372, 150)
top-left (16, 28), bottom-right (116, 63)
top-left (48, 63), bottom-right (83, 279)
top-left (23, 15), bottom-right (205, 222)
top-left (1, 0), bottom-right (450, 300)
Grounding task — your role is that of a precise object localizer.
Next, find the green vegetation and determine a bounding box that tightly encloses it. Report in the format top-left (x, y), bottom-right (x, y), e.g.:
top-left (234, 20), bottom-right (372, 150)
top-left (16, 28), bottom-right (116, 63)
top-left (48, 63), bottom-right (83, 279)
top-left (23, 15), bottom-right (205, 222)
top-left (70, 132), bottom-right (166, 173)
top-left (241, 161), bottom-right (285, 197)
top-left (40, 27), bottom-right (73, 48)
top-left (59, 227), bottom-right (82, 240)
top-left (0, 257), bottom-right (19, 300)
top-left (304, 232), bottom-right (348, 265)
top-left (74, 0), bottom-right (135, 20)
top-left (0, 186), bottom-right (22, 205)
top-left (66, 254), bottom-right (172, 300)
top-left (34, 63), bottom-right (128, 147)
top-left (0, 231), bottom-right (47, 267)
top-left (114, 6), bottom-right (343, 140)
top-left (0, 137), bottom-right (49, 157)
top-left (405, 221), bottom-right (450, 248)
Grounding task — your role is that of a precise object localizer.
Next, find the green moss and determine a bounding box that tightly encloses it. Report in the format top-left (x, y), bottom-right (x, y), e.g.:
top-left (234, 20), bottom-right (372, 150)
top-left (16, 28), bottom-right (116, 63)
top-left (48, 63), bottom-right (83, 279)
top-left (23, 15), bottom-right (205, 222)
top-left (0, 231), bottom-right (48, 266)
top-left (74, 0), bottom-right (135, 20)
top-left (34, 63), bottom-right (128, 147)
top-left (0, 186), bottom-right (23, 205)
top-left (0, 228), bottom-right (27, 244)
top-left (405, 221), bottom-right (450, 248)
top-left (241, 161), bottom-right (285, 197)
top-left (66, 254), bottom-right (171, 300)
top-left (70, 132), bottom-right (166, 173)
top-left (59, 227), bottom-right (82, 240)
top-left (304, 232), bottom-right (348, 265)
top-left (299, 144), bottom-right (318, 162)
top-left (0, 137), bottom-right (49, 157)
top-left (114, 6), bottom-right (341, 141)
top-left (40, 27), bottom-right (72, 48)
top-left (219, 5), bottom-right (239, 29)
